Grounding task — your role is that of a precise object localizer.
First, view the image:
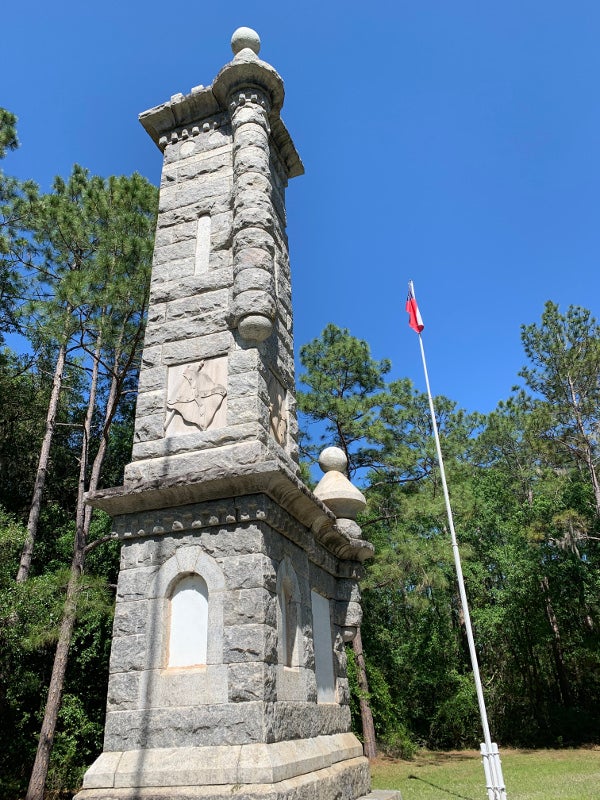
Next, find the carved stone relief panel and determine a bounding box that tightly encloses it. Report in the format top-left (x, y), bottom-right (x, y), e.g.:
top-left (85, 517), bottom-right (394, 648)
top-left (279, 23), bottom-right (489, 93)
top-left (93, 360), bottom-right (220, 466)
top-left (267, 371), bottom-right (287, 445)
top-left (165, 357), bottom-right (227, 436)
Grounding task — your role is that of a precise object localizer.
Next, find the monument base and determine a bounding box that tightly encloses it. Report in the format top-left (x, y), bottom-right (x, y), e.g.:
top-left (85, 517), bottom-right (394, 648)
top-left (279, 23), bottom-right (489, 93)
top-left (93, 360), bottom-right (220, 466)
top-left (75, 734), bottom-right (376, 800)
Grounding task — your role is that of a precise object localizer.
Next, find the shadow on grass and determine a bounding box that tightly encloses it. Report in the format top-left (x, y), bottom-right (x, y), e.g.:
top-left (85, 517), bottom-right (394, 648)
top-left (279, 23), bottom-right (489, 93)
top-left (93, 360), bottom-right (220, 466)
top-left (408, 774), bottom-right (477, 800)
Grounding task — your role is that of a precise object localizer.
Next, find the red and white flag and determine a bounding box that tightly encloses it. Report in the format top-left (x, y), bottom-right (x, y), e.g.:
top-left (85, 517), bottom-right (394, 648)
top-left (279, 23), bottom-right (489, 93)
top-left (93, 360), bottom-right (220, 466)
top-left (406, 281), bottom-right (424, 333)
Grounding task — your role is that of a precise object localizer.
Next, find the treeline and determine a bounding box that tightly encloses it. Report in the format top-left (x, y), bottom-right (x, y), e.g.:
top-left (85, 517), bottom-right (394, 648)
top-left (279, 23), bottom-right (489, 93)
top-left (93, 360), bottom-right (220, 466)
top-left (0, 111), bottom-right (158, 799)
top-left (297, 317), bottom-right (600, 756)
top-left (1, 107), bottom-right (599, 798)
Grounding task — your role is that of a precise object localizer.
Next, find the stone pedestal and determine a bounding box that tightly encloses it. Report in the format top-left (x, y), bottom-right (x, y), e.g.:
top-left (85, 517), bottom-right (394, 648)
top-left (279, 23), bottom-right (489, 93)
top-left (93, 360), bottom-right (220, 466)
top-left (76, 469), bottom-right (374, 799)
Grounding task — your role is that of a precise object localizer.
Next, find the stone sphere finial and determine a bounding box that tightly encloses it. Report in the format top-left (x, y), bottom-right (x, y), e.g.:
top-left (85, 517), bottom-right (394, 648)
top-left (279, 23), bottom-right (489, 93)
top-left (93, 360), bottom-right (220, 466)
top-left (231, 27), bottom-right (261, 55)
top-left (318, 446), bottom-right (348, 474)
top-left (314, 446), bottom-right (366, 521)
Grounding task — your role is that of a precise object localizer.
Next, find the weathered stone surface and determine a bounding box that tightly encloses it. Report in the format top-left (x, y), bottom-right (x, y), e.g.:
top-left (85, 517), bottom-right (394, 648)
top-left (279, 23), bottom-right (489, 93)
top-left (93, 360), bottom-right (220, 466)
top-left (228, 662), bottom-right (276, 702)
top-left (228, 370), bottom-right (269, 402)
top-left (235, 170), bottom-right (272, 194)
top-left (335, 518), bottom-right (363, 539)
top-left (233, 225), bottom-right (276, 254)
top-left (154, 219), bottom-right (196, 248)
top-left (149, 269), bottom-right (232, 304)
top-left (233, 145), bottom-right (271, 177)
top-left (132, 423), bottom-right (259, 462)
top-left (232, 204), bottom-right (275, 235)
top-left (137, 366), bottom-right (167, 394)
top-left (314, 470), bottom-right (367, 521)
top-left (125, 441), bottom-right (269, 488)
top-left (162, 129), bottom-right (232, 166)
top-left (146, 310), bottom-right (229, 347)
top-left (166, 289), bottom-right (228, 321)
top-left (161, 331), bottom-right (231, 366)
top-left (177, 149), bottom-right (232, 182)
top-left (276, 665), bottom-right (313, 702)
top-left (334, 600), bottom-right (363, 628)
top-left (141, 345), bottom-right (162, 370)
top-left (147, 302), bottom-right (167, 325)
top-left (106, 671), bottom-right (141, 711)
top-left (140, 665), bottom-right (228, 707)
top-left (223, 624), bottom-right (277, 664)
top-left (270, 701), bottom-right (351, 741)
top-left (233, 121), bottom-right (269, 150)
top-left (135, 391), bottom-right (165, 418)
top-left (109, 634), bottom-right (146, 673)
top-left (221, 552), bottom-right (277, 591)
top-left (116, 566), bottom-right (160, 601)
top-left (112, 601), bottom-right (148, 637)
top-left (158, 175), bottom-right (232, 214)
top-left (234, 290), bottom-right (276, 323)
top-left (153, 238), bottom-right (196, 266)
top-left (198, 525), bottom-right (265, 558)
top-left (104, 702), bottom-right (268, 750)
top-left (359, 793), bottom-right (402, 800)
top-left (223, 587), bottom-right (276, 626)
top-left (226, 396), bottom-right (264, 426)
top-left (133, 412), bottom-right (164, 444)
top-left (335, 578), bottom-right (362, 604)
top-left (234, 266), bottom-right (275, 294)
top-left (79, 737), bottom-right (370, 795)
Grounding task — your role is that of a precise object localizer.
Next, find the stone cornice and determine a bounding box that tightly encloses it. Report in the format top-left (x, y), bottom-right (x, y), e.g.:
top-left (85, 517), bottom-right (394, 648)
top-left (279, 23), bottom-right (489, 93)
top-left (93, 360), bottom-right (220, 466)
top-left (86, 460), bottom-right (373, 564)
top-left (139, 56), bottom-right (303, 179)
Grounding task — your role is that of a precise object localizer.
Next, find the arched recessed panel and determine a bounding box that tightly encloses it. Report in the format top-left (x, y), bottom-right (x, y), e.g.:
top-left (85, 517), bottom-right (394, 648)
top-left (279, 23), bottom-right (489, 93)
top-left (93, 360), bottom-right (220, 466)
top-left (168, 574), bottom-right (208, 668)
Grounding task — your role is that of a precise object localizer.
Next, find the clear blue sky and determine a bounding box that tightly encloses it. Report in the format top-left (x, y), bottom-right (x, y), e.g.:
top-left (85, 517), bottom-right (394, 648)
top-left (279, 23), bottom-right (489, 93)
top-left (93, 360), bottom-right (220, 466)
top-left (3, 1), bottom-right (600, 414)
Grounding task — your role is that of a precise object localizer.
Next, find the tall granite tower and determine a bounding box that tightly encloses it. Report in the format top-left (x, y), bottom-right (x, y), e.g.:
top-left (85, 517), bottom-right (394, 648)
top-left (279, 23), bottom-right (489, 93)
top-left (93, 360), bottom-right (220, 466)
top-left (76, 28), bottom-right (396, 800)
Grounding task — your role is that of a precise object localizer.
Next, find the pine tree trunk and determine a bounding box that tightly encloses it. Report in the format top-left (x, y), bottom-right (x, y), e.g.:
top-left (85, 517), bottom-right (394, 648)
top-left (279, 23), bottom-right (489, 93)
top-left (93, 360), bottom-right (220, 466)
top-left (352, 627), bottom-right (377, 759)
top-left (25, 556), bottom-right (82, 800)
top-left (566, 374), bottom-right (600, 517)
top-left (25, 332), bottom-right (102, 800)
top-left (84, 339), bottom-right (122, 532)
top-left (17, 338), bottom-right (67, 582)
top-left (584, 450), bottom-right (600, 518)
top-left (25, 326), bottom-right (137, 799)
top-left (540, 575), bottom-right (571, 704)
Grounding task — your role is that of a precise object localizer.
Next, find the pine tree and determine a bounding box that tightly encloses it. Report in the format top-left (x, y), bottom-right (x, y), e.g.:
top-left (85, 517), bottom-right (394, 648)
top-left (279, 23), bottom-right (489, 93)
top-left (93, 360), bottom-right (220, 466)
top-left (24, 171), bottom-right (157, 800)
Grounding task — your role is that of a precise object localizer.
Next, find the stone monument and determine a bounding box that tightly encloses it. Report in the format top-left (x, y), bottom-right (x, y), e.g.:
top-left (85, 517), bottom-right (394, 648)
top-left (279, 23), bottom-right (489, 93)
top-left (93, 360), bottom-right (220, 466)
top-left (75, 28), bottom-right (400, 800)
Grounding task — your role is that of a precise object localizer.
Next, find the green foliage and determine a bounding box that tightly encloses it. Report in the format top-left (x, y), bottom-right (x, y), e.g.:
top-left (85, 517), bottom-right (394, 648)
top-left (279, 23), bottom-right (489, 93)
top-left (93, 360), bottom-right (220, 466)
top-left (346, 645), bottom-right (417, 759)
top-left (519, 301), bottom-right (600, 514)
top-left (300, 314), bottom-right (600, 754)
top-left (298, 323), bottom-right (391, 475)
top-left (0, 158), bottom-right (156, 797)
top-left (0, 109), bottom-right (18, 160)
top-left (428, 672), bottom-right (479, 749)
top-left (0, 163), bottom-right (38, 337)
top-left (46, 693), bottom-right (104, 795)
top-left (0, 506), bottom-right (117, 798)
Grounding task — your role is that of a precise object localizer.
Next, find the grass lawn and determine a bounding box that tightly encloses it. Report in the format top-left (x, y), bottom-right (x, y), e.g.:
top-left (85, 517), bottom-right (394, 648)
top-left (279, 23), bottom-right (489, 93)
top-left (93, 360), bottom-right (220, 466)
top-left (370, 747), bottom-right (600, 800)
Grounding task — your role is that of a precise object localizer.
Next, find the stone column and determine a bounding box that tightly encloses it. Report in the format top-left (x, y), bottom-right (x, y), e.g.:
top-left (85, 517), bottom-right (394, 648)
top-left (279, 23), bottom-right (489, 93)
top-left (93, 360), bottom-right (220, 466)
top-left (230, 86), bottom-right (277, 342)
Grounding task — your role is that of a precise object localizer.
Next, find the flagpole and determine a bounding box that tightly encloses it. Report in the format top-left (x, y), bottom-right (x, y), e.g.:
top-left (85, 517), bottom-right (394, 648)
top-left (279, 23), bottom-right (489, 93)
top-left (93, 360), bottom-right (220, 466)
top-left (408, 283), bottom-right (506, 800)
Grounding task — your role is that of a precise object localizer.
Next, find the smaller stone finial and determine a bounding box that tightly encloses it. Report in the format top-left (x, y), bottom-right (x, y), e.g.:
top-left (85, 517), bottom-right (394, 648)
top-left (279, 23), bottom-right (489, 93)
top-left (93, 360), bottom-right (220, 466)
top-left (314, 447), bottom-right (366, 521)
top-left (231, 27), bottom-right (261, 56)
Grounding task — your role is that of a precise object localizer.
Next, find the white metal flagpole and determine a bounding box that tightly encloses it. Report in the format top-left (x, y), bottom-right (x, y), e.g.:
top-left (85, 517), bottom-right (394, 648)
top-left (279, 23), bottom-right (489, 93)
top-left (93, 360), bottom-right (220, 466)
top-left (407, 281), bottom-right (507, 800)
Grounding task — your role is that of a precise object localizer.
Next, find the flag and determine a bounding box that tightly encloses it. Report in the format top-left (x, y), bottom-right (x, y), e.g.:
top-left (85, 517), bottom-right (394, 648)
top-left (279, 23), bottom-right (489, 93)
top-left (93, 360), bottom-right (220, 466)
top-left (406, 281), bottom-right (424, 333)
